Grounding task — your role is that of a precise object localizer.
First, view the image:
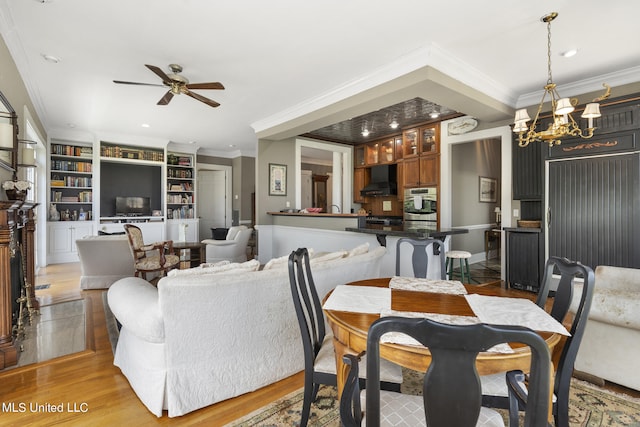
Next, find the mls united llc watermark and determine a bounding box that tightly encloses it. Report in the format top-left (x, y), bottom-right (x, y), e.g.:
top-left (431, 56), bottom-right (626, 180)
top-left (2, 402), bottom-right (89, 413)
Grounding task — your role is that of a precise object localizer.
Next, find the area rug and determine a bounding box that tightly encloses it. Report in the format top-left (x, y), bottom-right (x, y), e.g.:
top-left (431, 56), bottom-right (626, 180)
top-left (102, 291), bottom-right (119, 355)
top-left (227, 370), bottom-right (640, 427)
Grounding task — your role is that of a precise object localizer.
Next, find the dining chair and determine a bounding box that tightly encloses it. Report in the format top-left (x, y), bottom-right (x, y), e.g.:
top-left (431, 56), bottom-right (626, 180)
top-left (123, 224), bottom-right (180, 280)
top-left (395, 237), bottom-right (446, 279)
top-left (288, 248), bottom-right (402, 427)
top-left (340, 316), bottom-right (552, 427)
top-left (481, 256), bottom-right (595, 427)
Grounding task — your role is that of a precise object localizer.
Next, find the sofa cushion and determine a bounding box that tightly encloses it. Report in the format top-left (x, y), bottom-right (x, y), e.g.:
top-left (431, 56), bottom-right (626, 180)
top-left (107, 277), bottom-right (165, 343)
top-left (310, 250), bottom-right (347, 264)
top-left (347, 242), bottom-right (369, 257)
top-left (588, 289), bottom-right (640, 330)
top-left (167, 259), bottom-right (260, 277)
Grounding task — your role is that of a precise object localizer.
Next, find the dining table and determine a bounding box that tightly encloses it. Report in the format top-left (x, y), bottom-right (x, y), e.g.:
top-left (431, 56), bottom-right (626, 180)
top-left (323, 277), bottom-right (566, 419)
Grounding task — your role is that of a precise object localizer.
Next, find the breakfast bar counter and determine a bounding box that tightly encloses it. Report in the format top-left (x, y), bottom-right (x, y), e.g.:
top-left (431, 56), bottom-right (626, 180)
top-left (345, 224), bottom-right (468, 246)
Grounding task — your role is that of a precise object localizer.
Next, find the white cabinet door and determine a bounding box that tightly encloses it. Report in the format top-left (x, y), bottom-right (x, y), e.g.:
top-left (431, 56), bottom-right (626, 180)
top-left (166, 219), bottom-right (200, 242)
top-left (47, 221), bottom-right (95, 264)
top-left (99, 221), bottom-right (165, 243)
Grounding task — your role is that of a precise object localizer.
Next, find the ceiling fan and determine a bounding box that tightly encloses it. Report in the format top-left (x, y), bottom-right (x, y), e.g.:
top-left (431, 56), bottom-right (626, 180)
top-left (113, 64), bottom-right (224, 108)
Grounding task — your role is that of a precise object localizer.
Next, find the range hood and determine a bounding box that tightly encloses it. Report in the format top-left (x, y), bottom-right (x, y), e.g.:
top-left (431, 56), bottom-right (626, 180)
top-left (360, 164), bottom-right (397, 196)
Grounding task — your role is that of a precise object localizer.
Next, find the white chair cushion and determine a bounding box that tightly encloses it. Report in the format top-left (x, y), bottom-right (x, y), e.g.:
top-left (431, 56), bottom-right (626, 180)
top-left (313, 336), bottom-right (403, 384)
top-left (361, 391), bottom-right (505, 426)
top-left (481, 372), bottom-right (557, 402)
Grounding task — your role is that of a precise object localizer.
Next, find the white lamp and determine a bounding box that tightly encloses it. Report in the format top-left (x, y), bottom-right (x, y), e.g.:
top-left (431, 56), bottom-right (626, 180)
top-left (582, 102), bottom-right (602, 128)
top-left (0, 122), bottom-right (13, 148)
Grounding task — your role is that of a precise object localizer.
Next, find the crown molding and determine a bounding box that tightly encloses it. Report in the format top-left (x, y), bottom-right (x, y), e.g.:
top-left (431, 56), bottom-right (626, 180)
top-left (516, 65), bottom-right (640, 108)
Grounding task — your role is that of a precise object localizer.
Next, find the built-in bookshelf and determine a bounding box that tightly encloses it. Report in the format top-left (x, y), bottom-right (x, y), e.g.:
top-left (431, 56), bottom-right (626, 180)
top-left (166, 152), bottom-right (195, 219)
top-left (49, 140), bottom-right (93, 221)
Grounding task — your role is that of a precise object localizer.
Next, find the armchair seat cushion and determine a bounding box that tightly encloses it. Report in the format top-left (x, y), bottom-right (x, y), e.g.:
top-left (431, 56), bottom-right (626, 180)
top-left (136, 254), bottom-right (180, 272)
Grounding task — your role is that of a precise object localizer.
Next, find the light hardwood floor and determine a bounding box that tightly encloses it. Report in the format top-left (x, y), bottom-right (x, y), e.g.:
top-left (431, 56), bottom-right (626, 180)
top-left (0, 262), bottom-right (304, 426)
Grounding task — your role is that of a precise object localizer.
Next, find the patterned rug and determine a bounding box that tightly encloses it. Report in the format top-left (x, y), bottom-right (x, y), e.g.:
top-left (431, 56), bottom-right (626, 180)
top-left (227, 369), bottom-right (640, 426)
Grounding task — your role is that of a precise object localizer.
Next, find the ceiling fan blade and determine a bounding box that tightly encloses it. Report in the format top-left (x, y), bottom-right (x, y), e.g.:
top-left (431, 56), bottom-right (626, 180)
top-left (185, 82), bottom-right (225, 90)
top-left (184, 89), bottom-right (220, 108)
top-left (157, 91), bottom-right (174, 105)
top-left (145, 64), bottom-right (173, 84)
top-left (113, 80), bottom-right (166, 87)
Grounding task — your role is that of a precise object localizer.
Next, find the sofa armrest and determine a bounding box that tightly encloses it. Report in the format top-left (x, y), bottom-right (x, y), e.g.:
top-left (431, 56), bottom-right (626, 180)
top-left (594, 265), bottom-right (640, 292)
top-left (107, 277), bottom-right (165, 343)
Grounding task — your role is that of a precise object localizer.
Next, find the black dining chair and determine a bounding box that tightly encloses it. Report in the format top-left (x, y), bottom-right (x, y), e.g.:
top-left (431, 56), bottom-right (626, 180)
top-left (395, 237), bottom-right (446, 279)
top-left (481, 256), bottom-right (595, 427)
top-left (288, 248), bottom-right (402, 427)
top-left (340, 316), bottom-right (552, 427)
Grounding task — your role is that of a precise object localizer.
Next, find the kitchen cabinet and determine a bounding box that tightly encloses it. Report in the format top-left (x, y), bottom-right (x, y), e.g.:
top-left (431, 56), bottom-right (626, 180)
top-left (47, 221), bottom-right (94, 264)
top-left (353, 167), bottom-right (370, 203)
top-left (512, 136), bottom-right (543, 200)
top-left (402, 128), bottom-right (420, 157)
top-left (400, 154), bottom-right (439, 188)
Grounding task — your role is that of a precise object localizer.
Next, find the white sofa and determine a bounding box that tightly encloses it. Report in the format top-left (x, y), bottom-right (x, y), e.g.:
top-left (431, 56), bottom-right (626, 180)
top-left (201, 225), bottom-right (252, 263)
top-left (75, 235), bottom-right (135, 289)
top-left (107, 244), bottom-right (385, 417)
top-left (571, 265), bottom-right (640, 391)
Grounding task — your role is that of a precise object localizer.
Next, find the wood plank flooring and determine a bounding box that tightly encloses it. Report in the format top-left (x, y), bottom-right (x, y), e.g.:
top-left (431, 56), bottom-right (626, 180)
top-left (0, 262), bottom-right (303, 426)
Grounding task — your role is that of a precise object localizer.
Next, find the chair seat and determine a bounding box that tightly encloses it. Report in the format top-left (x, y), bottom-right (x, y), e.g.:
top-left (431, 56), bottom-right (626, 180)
top-left (361, 390), bottom-right (505, 427)
top-left (481, 372), bottom-right (557, 402)
top-left (446, 250), bottom-right (471, 259)
top-left (314, 335), bottom-right (403, 384)
top-left (135, 254), bottom-right (180, 271)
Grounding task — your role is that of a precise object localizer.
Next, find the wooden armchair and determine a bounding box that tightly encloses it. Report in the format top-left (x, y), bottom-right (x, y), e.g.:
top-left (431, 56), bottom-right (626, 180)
top-left (124, 224), bottom-right (180, 280)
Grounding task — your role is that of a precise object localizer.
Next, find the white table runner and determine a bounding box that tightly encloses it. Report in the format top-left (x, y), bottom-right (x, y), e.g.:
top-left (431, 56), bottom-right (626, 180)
top-left (465, 294), bottom-right (570, 336)
top-left (389, 276), bottom-right (467, 295)
top-left (322, 285), bottom-right (391, 314)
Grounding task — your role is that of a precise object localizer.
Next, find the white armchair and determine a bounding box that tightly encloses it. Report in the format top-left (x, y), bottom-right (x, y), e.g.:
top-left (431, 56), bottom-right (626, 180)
top-left (201, 225), bottom-right (252, 263)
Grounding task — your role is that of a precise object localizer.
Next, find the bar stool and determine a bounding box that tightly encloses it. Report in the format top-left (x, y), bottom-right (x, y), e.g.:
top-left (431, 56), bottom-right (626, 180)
top-left (446, 250), bottom-right (472, 283)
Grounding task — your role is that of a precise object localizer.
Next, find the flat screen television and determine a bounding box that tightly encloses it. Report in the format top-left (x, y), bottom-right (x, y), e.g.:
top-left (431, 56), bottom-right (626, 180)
top-left (116, 196), bottom-right (151, 216)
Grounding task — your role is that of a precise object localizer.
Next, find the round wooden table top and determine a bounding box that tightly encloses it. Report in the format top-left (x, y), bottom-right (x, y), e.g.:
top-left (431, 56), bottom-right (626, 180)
top-left (324, 278), bottom-right (563, 375)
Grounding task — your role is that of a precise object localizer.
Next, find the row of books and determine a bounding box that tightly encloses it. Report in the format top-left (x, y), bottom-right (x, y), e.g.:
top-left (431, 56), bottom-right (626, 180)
top-left (167, 206), bottom-right (194, 219)
top-left (51, 144), bottom-right (93, 158)
top-left (167, 194), bottom-right (194, 204)
top-left (51, 176), bottom-right (92, 187)
top-left (52, 191), bottom-right (92, 203)
top-left (101, 145), bottom-right (164, 162)
top-left (169, 183), bottom-right (193, 191)
top-left (51, 160), bottom-right (92, 172)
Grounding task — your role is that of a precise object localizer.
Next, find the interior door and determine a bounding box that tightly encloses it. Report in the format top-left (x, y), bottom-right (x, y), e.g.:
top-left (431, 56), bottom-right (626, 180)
top-left (197, 169), bottom-right (227, 241)
top-left (547, 153), bottom-right (640, 268)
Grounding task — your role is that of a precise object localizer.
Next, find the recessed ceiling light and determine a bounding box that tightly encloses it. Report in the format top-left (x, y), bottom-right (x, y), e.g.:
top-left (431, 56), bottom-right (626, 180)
top-left (66, 123), bottom-right (76, 128)
top-left (561, 49), bottom-right (578, 58)
top-left (141, 123), bottom-right (150, 128)
top-left (188, 141), bottom-right (196, 144)
top-left (228, 144), bottom-right (236, 148)
top-left (41, 54), bottom-right (61, 63)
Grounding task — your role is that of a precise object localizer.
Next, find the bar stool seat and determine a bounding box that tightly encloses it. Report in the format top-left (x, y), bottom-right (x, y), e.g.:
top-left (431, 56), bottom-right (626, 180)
top-left (446, 250), bottom-right (472, 283)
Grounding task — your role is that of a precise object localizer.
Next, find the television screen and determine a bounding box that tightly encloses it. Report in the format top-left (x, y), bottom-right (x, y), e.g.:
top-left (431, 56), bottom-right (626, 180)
top-left (116, 196), bottom-right (151, 216)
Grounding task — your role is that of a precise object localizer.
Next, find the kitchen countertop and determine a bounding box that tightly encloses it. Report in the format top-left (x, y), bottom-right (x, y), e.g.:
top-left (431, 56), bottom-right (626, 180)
top-left (345, 224), bottom-right (468, 246)
top-left (268, 211), bottom-right (366, 218)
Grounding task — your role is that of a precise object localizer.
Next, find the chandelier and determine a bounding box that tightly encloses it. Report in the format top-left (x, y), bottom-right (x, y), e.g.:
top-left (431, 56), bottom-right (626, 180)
top-left (513, 12), bottom-right (610, 148)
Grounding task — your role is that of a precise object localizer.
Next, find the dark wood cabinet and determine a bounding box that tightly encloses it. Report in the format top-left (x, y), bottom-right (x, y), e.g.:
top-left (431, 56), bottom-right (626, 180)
top-left (353, 167), bottom-right (369, 203)
top-left (505, 227), bottom-right (544, 293)
top-left (512, 135), bottom-right (543, 200)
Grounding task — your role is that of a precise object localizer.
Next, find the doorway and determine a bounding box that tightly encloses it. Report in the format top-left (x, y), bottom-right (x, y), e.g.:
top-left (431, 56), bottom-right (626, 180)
top-left (197, 167), bottom-right (232, 241)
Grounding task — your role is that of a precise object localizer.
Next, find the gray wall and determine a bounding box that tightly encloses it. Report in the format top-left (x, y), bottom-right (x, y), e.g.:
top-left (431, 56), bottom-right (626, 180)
top-left (450, 139), bottom-right (501, 256)
top-left (233, 156), bottom-right (255, 224)
top-left (256, 138), bottom-right (296, 224)
top-left (0, 34), bottom-right (46, 187)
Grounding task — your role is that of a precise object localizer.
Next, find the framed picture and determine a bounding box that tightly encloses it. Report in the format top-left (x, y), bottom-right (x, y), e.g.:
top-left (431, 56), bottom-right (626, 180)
top-left (269, 163), bottom-right (287, 196)
top-left (479, 176), bottom-right (497, 203)
top-left (78, 211), bottom-right (87, 221)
